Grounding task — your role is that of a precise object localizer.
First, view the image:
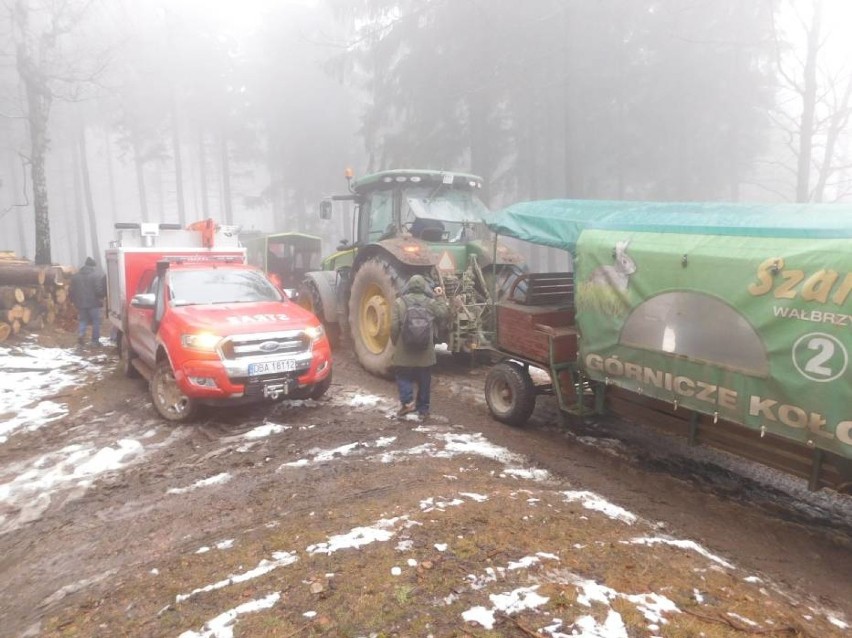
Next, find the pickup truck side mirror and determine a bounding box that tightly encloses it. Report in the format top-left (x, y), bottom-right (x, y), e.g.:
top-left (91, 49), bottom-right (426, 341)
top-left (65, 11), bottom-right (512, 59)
top-left (319, 200), bottom-right (333, 220)
top-left (131, 293), bottom-right (156, 309)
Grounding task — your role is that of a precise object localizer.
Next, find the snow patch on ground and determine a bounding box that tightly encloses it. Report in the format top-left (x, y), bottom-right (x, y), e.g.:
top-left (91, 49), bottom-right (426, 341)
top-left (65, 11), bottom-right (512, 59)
top-left (560, 490), bottom-right (638, 525)
top-left (0, 439), bottom-right (145, 534)
top-left (463, 586), bottom-right (549, 629)
top-left (175, 552), bottom-right (297, 603)
top-left (168, 473), bottom-right (232, 495)
top-left (0, 343), bottom-right (102, 444)
top-left (241, 423), bottom-right (290, 439)
top-left (178, 591), bottom-right (280, 638)
top-left (626, 537), bottom-right (734, 569)
top-left (306, 517), bottom-right (404, 555)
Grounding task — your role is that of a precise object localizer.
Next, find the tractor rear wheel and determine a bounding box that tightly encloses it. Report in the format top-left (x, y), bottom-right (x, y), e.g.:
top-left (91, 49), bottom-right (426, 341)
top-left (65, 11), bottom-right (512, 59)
top-left (348, 258), bottom-right (408, 378)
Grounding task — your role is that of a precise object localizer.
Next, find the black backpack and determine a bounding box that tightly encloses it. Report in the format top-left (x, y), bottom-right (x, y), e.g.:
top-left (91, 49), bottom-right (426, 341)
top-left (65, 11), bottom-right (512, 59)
top-left (400, 298), bottom-right (433, 350)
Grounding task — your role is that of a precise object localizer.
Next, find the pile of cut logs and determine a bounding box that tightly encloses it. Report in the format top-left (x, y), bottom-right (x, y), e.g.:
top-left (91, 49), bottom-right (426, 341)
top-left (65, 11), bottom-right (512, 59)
top-left (0, 251), bottom-right (75, 342)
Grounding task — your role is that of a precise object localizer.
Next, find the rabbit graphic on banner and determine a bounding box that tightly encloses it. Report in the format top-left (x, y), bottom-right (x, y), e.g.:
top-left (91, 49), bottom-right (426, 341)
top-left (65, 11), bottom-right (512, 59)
top-left (588, 240), bottom-right (636, 292)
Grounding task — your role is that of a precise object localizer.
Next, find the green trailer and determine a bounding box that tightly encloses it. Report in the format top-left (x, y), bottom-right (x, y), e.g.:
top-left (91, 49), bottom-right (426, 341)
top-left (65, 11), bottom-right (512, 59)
top-left (242, 232), bottom-right (323, 292)
top-left (484, 199), bottom-right (852, 489)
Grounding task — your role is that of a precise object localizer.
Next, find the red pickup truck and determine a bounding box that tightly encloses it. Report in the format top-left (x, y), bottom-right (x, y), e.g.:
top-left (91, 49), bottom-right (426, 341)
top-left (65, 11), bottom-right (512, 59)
top-left (106, 221), bottom-right (332, 421)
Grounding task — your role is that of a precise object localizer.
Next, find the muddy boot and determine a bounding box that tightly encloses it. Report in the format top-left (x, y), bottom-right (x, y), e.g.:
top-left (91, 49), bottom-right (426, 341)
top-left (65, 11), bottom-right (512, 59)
top-left (397, 402), bottom-right (415, 418)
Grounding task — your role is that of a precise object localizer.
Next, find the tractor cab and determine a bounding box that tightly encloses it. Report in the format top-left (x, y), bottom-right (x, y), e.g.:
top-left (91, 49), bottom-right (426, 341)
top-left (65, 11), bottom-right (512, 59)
top-left (342, 170), bottom-right (490, 250)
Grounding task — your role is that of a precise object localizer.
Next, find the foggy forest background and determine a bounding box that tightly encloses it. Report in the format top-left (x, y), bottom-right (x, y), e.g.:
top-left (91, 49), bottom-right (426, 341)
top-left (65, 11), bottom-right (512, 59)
top-left (1, 0), bottom-right (850, 269)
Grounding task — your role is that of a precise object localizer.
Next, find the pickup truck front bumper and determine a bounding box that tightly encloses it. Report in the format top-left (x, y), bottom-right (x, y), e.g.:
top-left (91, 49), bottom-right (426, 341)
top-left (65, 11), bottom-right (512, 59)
top-left (174, 349), bottom-right (331, 400)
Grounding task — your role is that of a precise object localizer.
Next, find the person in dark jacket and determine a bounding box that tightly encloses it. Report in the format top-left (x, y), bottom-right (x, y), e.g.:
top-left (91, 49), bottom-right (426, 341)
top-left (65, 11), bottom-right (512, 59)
top-left (69, 257), bottom-right (106, 347)
top-left (390, 274), bottom-right (449, 419)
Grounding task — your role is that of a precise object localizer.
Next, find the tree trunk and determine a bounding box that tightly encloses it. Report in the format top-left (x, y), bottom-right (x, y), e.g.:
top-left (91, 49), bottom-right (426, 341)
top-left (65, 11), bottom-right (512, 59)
top-left (8, 153), bottom-right (29, 258)
top-left (132, 128), bottom-right (149, 222)
top-left (796, 0), bottom-right (822, 202)
top-left (79, 123), bottom-right (101, 264)
top-left (17, 50), bottom-right (52, 264)
top-left (103, 126), bottom-right (119, 223)
top-left (220, 133), bottom-right (233, 225)
top-left (813, 76), bottom-right (852, 202)
top-left (0, 286), bottom-right (26, 308)
top-left (14, 0), bottom-right (53, 265)
top-left (154, 165), bottom-right (165, 220)
top-left (171, 90), bottom-right (186, 226)
top-left (0, 263), bottom-right (47, 286)
top-left (71, 135), bottom-right (87, 264)
top-left (198, 129), bottom-right (209, 220)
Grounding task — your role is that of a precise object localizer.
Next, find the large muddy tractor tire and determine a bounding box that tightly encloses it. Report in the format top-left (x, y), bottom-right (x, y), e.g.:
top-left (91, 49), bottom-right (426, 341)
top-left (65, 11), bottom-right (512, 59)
top-left (119, 332), bottom-right (140, 379)
top-left (348, 258), bottom-right (407, 378)
top-left (150, 358), bottom-right (199, 422)
top-left (485, 361), bottom-right (536, 426)
top-left (298, 278), bottom-right (340, 346)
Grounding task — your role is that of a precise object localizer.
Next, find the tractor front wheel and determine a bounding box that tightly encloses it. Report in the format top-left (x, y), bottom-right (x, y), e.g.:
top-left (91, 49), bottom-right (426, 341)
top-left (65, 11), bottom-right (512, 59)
top-left (298, 278), bottom-right (340, 346)
top-left (348, 258), bottom-right (407, 378)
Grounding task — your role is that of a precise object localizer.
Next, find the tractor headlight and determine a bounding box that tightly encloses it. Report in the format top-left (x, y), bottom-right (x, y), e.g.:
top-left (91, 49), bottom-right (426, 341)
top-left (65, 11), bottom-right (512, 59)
top-left (181, 333), bottom-right (222, 351)
top-left (304, 325), bottom-right (325, 343)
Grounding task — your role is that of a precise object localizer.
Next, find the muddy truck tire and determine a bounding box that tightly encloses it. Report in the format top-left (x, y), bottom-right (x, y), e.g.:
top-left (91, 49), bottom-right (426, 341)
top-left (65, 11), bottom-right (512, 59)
top-left (150, 358), bottom-right (199, 422)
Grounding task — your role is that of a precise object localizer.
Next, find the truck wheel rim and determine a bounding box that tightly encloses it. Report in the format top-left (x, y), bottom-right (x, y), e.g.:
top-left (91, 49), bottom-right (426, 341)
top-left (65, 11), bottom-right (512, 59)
top-left (155, 368), bottom-right (190, 416)
top-left (359, 283), bottom-right (389, 354)
top-left (488, 377), bottom-right (513, 412)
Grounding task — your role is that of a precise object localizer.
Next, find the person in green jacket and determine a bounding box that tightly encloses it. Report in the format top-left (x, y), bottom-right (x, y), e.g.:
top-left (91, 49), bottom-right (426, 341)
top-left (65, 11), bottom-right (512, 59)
top-left (390, 274), bottom-right (450, 419)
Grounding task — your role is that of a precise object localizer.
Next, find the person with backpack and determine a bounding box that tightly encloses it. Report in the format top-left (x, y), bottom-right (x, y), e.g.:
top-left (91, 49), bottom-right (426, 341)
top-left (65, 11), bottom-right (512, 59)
top-left (69, 256), bottom-right (106, 348)
top-left (390, 274), bottom-right (449, 419)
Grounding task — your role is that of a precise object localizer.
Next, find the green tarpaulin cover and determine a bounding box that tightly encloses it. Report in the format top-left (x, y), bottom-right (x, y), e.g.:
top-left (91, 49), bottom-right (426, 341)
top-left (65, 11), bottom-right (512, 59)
top-left (486, 200), bottom-right (852, 252)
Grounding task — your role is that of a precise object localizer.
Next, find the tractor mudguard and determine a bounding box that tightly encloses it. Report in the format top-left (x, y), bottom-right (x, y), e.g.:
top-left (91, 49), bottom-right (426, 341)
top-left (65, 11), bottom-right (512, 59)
top-left (302, 271), bottom-right (339, 325)
top-left (467, 239), bottom-right (525, 268)
top-left (364, 238), bottom-right (437, 268)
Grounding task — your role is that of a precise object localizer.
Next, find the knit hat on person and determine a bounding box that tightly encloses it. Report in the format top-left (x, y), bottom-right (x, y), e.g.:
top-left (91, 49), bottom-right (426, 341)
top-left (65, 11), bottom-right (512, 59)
top-left (406, 275), bottom-right (427, 294)
top-left (84, 257), bottom-right (96, 267)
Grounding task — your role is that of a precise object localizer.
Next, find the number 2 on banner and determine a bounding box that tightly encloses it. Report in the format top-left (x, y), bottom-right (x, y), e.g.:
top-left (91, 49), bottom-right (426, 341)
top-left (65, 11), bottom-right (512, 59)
top-left (792, 332), bottom-right (848, 383)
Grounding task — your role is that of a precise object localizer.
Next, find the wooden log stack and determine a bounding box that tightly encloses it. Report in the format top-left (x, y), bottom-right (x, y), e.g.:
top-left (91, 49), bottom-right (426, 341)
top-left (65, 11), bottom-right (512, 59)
top-left (0, 251), bottom-right (76, 343)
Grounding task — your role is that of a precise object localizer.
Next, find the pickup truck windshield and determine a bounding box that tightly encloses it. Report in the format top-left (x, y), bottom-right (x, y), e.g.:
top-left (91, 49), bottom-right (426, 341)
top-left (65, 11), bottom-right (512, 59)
top-left (169, 269), bottom-right (282, 306)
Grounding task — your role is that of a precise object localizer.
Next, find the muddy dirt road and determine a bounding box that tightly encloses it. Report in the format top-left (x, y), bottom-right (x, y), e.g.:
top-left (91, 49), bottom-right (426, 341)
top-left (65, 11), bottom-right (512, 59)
top-left (0, 331), bottom-right (850, 637)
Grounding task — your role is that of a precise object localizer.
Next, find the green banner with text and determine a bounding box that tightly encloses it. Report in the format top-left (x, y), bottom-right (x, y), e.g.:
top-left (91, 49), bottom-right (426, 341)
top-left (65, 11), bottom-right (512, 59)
top-left (575, 229), bottom-right (851, 459)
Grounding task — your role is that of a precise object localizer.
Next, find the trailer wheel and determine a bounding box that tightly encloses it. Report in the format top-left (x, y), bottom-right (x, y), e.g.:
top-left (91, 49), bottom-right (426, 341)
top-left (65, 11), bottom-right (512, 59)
top-left (298, 278), bottom-right (340, 345)
top-left (150, 359), bottom-right (199, 422)
top-left (119, 332), bottom-right (140, 379)
top-left (485, 362), bottom-right (536, 426)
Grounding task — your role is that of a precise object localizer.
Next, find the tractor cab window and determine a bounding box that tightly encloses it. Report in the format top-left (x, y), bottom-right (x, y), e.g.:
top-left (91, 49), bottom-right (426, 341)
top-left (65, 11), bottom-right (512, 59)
top-left (362, 190), bottom-right (394, 242)
top-left (402, 186), bottom-right (489, 242)
top-left (293, 245), bottom-right (319, 270)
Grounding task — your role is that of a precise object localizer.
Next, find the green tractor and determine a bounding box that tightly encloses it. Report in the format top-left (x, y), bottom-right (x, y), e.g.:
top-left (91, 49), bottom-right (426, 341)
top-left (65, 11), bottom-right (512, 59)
top-left (299, 169), bottom-right (525, 377)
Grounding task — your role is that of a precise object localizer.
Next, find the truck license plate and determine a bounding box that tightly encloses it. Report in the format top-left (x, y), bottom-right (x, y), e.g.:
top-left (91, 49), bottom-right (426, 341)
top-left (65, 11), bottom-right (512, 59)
top-left (248, 358), bottom-right (297, 376)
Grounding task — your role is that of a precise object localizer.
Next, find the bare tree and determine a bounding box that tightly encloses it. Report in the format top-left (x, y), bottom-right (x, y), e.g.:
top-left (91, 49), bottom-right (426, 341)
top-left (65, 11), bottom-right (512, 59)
top-left (772, 0), bottom-right (852, 202)
top-left (9, 0), bottom-right (103, 264)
